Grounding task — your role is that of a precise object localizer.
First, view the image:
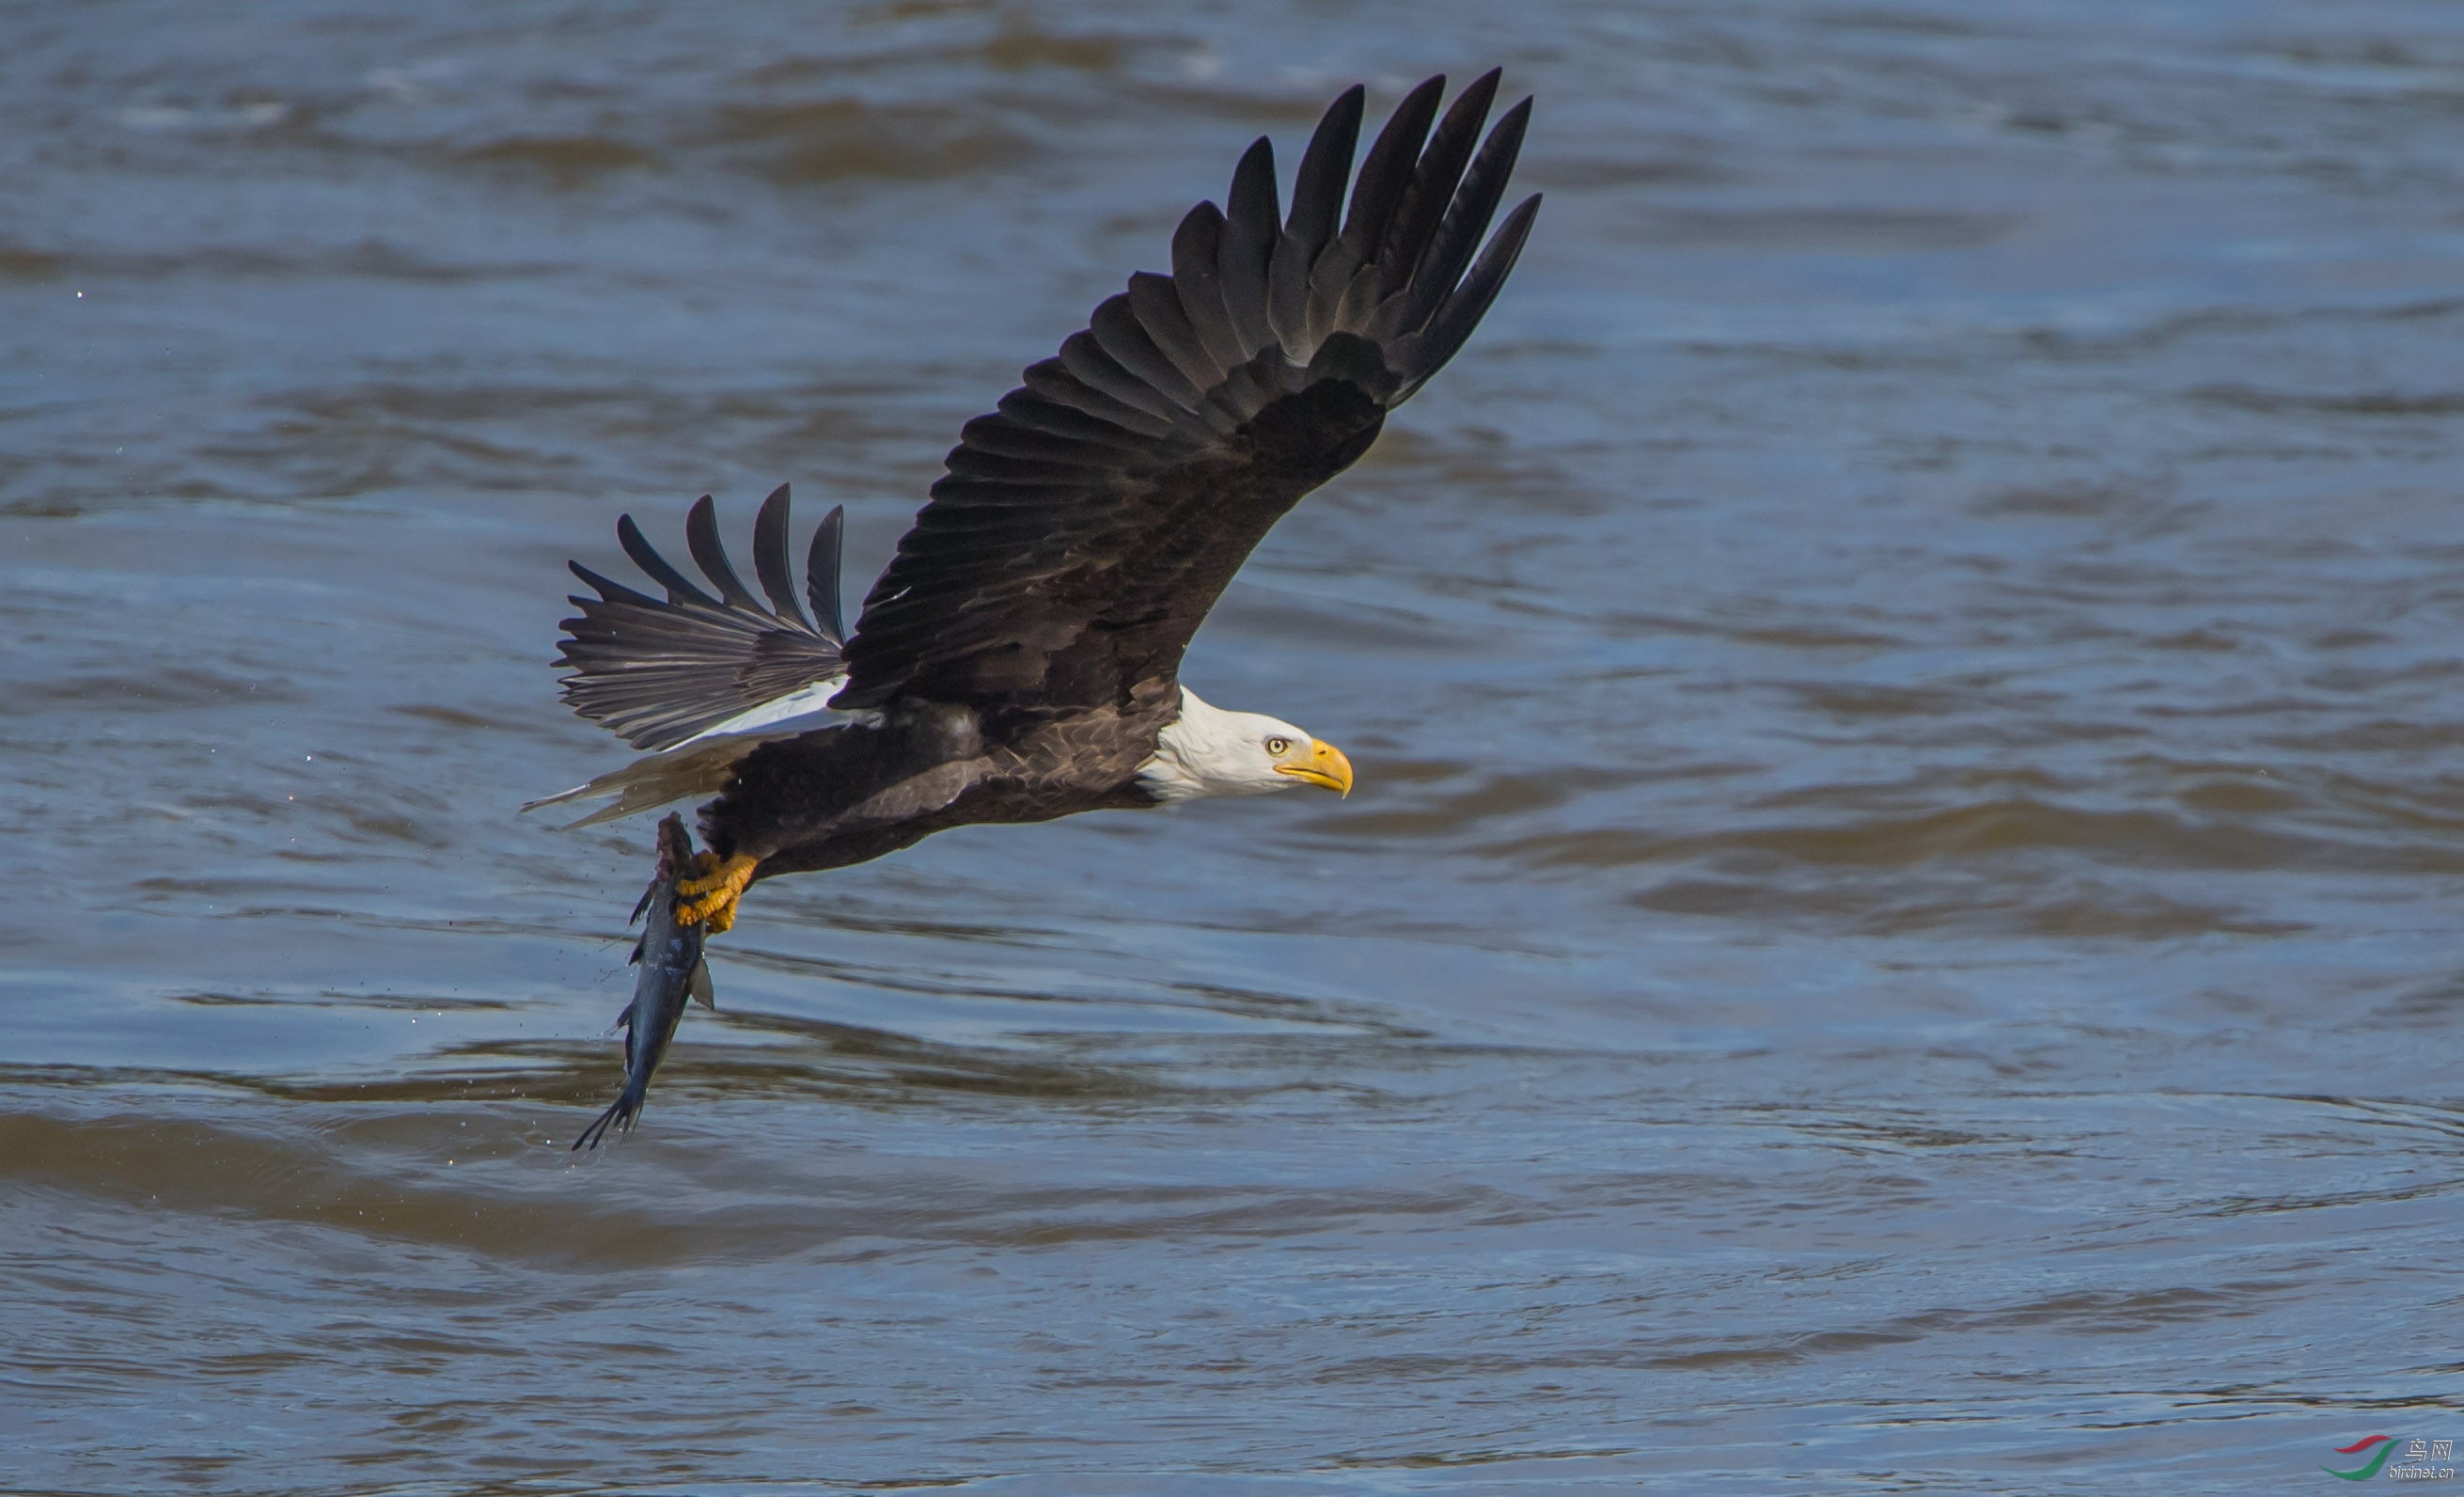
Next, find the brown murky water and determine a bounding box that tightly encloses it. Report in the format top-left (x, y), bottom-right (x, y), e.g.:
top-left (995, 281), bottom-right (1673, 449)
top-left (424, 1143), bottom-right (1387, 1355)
top-left (7, 3), bottom-right (2464, 1492)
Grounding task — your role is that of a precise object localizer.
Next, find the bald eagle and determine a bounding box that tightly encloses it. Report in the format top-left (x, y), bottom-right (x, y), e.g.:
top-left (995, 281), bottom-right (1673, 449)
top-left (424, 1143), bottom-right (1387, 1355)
top-left (533, 72), bottom-right (1537, 1037)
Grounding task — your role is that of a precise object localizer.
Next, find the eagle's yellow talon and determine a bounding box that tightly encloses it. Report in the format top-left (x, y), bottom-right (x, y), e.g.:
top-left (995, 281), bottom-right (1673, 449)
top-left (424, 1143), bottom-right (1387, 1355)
top-left (675, 852), bottom-right (757, 934)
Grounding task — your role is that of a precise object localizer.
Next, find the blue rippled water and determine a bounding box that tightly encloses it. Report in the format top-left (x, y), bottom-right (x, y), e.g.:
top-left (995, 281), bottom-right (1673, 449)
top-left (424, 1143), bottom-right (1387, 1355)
top-left (5, 2), bottom-right (2462, 1492)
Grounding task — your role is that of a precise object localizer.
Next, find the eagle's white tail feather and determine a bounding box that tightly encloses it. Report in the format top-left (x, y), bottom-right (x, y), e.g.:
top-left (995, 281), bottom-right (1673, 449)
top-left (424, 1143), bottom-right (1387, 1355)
top-left (523, 736), bottom-right (777, 829)
top-left (527, 690), bottom-right (876, 829)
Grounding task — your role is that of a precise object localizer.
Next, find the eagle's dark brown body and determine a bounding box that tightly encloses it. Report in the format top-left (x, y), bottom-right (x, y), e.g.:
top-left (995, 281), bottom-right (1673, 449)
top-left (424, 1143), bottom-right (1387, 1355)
top-left (710, 684), bottom-right (1181, 879)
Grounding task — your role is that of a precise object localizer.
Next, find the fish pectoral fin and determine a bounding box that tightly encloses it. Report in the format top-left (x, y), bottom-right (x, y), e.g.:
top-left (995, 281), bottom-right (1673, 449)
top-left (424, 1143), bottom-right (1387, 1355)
top-left (627, 934), bottom-right (646, 967)
top-left (688, 956), bottom-right (715, 1011)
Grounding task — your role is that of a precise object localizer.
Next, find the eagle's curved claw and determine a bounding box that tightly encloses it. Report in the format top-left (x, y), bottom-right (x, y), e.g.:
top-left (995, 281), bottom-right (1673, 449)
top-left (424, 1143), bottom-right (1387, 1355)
top-left (675, 852), bottom-right (758, 934)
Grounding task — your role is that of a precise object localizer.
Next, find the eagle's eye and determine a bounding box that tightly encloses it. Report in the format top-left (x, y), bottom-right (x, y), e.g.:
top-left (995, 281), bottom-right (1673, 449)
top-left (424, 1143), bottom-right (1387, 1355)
top-left (1264, 736), bottom-right (1291, 755)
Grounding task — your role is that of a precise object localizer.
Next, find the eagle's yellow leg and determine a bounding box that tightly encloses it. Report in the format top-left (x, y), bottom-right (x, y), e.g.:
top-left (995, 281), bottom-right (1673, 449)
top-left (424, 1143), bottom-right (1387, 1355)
top-left (676, 852), bottom-right (758, 934)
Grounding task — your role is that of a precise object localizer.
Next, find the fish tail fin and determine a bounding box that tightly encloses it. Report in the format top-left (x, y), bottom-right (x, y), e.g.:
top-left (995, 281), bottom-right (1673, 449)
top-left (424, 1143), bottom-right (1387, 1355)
top-left (572, 1081), bottom-right (647, 1152)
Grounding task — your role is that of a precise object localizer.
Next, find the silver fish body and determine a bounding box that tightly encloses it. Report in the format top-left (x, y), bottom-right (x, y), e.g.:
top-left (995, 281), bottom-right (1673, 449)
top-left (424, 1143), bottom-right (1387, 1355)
top-left (573, 812), bottom-right (714, 1150)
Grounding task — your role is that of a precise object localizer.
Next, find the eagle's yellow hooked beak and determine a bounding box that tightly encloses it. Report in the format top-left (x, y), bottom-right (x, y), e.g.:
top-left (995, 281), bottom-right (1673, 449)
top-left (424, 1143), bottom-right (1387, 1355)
top-left (1275, 737), bottom-right (1354, 797)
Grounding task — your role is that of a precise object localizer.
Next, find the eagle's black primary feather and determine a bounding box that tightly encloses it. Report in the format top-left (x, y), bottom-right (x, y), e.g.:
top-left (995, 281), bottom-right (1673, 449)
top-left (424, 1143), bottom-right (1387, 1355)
top-left (832, 71), bottom-right (1540, 715)
top-left (804, 496), bottom-right (846, 641)
top-left (557, 485), bottom-right (847, 751)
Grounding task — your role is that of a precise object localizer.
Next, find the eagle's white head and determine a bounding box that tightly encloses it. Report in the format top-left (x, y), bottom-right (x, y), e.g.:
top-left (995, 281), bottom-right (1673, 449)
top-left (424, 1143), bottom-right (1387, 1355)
top-left (1136, 687), bottom-right (1355, 805)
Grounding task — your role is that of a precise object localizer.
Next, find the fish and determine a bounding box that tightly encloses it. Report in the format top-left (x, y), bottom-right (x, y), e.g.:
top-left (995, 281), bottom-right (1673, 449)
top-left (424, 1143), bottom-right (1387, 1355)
top-left (573, 812), bottom-right (715, 1150)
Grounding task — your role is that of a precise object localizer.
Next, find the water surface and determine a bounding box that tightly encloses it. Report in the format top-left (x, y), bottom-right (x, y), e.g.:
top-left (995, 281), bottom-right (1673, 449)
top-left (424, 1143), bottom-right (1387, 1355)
top-left (6, 2), bottom-right (2464, 1491)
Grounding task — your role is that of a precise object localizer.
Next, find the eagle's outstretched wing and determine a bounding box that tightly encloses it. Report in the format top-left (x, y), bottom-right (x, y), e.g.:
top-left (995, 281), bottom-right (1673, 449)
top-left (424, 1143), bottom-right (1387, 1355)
top-left (835, 71), bottom-right (1538, 714)
top-left (557, 484), bottom-right (848, 752)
